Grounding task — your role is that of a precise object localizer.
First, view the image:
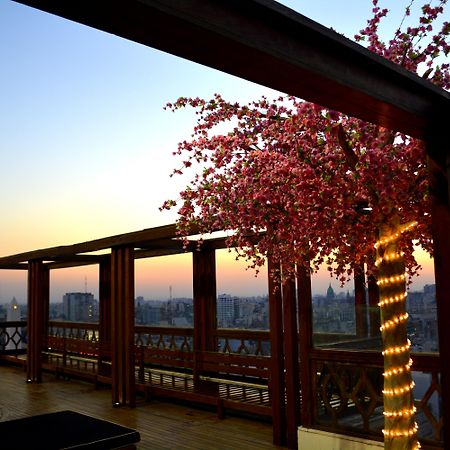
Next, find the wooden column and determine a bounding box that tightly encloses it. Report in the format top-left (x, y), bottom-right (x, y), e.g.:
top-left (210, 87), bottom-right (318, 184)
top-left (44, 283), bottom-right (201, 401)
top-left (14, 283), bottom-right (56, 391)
top-left (354, 269), bottom-right (368, 337)
top-left (297, 266), bottom-right (314, 429)
top-left (367, 274), bottom-right (380, 337)
top-left (427, 148), bottom-right (450, 449)
top-left (192, 248), bottom-right (217, 397)
top-left (282, 275), bottom-right (300, 450)
top-left (268, 257), bottom-right (286, 446)
top-left (111, 246), bottom-right (135, 407)
top-left (193, 247), bottom-right (217, 352)
top-left (98, 256), bottom-right (112, 380)
top-left (27, 260), bottom-right (49, 383)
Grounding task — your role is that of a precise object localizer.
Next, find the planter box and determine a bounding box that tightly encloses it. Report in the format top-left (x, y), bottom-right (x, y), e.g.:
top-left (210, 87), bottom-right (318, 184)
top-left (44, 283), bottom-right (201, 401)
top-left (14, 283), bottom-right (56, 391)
top-left (298, 427), bottom-right (383, 450)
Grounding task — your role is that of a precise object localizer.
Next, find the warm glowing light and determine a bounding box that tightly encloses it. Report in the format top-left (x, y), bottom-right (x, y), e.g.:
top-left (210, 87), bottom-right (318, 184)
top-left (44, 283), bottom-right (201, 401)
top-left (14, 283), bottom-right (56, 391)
top-left (378, 292), bottom-right (407, 307)
top-left (380, 312), bottom-right (409, 331)
top-left (375, 252), bottom-right (404, 266)
top-left (382, 340), bottom-right (411, 356)
top-left (383, 359), bottom-right (413, 377)
top-left (383, 406), bottom-right (417, 417)
top-left (377, 274), bottom-right (406, 285)
top-left (375, 222), bottom-right (420, 446)
top-left (382, 381), bottom-right (415, 396)
top-left (382, 422), bottom-right (418, 437)
top-left (374, 221), bottom-right (418, 249)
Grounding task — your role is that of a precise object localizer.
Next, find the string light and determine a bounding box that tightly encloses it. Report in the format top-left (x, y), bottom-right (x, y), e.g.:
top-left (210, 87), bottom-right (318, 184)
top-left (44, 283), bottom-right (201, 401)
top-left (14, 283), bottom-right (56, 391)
top-left (383, 381), bottom-right (415, 396)
top-left (380, 312), bottom-right (409, 331)
top-left (383, 406), bottom-right (417, 418)
top-left (375, 252), bottom-right (405, 266)
top-left (374, 221), bottom-right (418, 249)
top-left (378, 291), bottom-right (407, 307)
top-left (382, 422), bottom-right (418, 437)
top-left (377, 274), bottom-right (406, 286)
top-left (383, 359), bottom-right (413, 377)
top-left (382, 340), bottom-right (411, 356)
top-left (375, 221), bottom-right (419, 447)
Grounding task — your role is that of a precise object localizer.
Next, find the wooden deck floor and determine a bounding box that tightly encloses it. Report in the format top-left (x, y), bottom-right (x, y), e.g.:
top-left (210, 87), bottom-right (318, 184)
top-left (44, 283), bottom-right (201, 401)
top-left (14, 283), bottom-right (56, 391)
top-left (0, 365), bottom-right (284, 450)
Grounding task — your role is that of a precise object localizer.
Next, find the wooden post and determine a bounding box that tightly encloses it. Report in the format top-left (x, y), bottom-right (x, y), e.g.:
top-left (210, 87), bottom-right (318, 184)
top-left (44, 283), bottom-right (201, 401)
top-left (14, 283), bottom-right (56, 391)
top-left (297, 266), bottom-right (314, 429)
top-left (282, 275), bottom-right (300, 450)
top-left (98, 256), bottom-right (112, 379)
top-left (268, 257), bottom-right (286, 446)
top-left (427, 149), bottom-right (450, 449)
top-left (367, 274), bottom-right (380, 338)
top-left (26, 260), bottom-right (49, 383)
top-left (110, 246), bottom-right (135, 407)
top-left (354, 268), bottom-right (368, 337)
top-left (193, 248), bottom-right (217, 352)
top-left (193, 248), bottom-right (217, 396)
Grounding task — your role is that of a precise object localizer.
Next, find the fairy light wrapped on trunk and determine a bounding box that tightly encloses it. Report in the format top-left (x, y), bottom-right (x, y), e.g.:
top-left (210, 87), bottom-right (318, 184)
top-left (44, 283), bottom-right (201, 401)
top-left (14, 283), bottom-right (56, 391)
top-left (375, 221), bottom-right (420, 450)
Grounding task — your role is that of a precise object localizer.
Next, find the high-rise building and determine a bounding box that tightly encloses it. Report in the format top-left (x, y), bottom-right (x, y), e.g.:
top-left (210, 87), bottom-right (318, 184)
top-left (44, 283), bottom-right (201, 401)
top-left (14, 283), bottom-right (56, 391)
top-left (62, 292), bottom-right (96, 322)
top-left (217, 294), bottom-right (236, 327)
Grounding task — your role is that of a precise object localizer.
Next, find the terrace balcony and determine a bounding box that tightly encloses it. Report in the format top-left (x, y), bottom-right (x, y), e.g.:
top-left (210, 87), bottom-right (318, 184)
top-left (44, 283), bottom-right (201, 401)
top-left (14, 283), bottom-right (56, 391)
top-left (3, 1), bottom-right (450, 449)
top-left (0, 222), bottom-right (444, 450)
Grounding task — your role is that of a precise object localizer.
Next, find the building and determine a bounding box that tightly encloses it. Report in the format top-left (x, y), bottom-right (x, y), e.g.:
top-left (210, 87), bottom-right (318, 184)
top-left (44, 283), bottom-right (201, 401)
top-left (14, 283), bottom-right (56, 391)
top-left (62, 292), bottom-right (97, 322)
top-left (217, 294), bottom-right (236, 327)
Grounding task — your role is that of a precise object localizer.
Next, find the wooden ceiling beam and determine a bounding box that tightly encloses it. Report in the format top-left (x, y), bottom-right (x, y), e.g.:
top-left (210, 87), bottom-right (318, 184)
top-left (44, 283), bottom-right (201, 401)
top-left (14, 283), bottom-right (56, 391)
top-left (13, 0), bottom-right (449, 141)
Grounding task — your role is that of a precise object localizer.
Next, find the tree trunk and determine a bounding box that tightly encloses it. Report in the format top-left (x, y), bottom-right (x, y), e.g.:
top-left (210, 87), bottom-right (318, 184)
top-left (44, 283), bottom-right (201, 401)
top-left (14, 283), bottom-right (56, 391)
top-left (377, 223), bottom-right (419, 450)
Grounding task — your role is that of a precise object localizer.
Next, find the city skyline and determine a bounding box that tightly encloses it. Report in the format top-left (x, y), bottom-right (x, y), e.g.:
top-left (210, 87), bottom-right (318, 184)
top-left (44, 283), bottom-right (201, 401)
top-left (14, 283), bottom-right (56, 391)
top-left (0, 250), bottom-right (435, 305)
top-left (0, 1), bottom-right (438, 302)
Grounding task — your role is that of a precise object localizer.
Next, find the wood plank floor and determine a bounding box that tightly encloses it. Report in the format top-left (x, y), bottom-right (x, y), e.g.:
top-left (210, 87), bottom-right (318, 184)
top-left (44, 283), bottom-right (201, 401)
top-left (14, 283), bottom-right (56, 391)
top-left (0, 365), bottom-right (284, 450)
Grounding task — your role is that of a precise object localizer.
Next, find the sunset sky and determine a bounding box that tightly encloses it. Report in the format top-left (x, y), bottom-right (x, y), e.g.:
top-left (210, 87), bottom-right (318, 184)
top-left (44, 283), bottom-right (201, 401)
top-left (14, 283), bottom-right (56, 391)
top-left (0, 1), bottom-right (437, 303)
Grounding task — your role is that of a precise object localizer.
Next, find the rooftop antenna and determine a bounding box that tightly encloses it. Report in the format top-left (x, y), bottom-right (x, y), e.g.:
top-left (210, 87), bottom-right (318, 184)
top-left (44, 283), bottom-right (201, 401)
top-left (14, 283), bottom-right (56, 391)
top-left (84, 276), bottom-right (88, 294)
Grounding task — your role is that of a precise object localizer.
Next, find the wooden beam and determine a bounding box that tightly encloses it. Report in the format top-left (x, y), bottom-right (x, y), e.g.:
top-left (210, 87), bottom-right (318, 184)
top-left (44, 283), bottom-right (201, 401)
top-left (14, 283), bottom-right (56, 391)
top-left (0, 224), bottom-right (179, 266)
top-left (13, 0), bottom-right (449, 141)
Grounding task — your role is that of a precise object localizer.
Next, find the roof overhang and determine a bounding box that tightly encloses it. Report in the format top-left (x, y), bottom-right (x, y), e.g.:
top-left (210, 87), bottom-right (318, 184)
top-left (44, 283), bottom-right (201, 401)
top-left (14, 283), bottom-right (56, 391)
top-left (12, 0), bottom-right (449, 143)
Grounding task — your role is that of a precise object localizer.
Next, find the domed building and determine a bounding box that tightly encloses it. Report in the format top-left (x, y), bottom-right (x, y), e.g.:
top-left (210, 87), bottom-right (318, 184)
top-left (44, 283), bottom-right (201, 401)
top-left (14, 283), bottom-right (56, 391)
top-left (326, 283), bottom-right (336, 302)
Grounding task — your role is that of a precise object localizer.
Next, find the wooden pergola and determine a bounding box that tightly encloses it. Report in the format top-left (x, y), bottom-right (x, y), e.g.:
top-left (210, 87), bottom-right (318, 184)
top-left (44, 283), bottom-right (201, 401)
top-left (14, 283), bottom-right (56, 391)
top-left (6, 0), bottom-right (450, 448)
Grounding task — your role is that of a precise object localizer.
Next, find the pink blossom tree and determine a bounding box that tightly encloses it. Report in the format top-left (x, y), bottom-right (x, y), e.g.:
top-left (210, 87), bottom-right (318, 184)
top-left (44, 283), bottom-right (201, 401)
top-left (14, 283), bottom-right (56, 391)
top-left (162, 1), bottom-right (449, 448)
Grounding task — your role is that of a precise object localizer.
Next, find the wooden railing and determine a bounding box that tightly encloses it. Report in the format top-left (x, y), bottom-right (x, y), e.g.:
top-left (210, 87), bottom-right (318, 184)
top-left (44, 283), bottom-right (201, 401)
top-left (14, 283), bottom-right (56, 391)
top-left (0, 321), bottom-right (443, 446)
top-left (45, 321), bottom-right (100, 379)
top-left (134, 326), bottom-right (271, 417)
top-left (310, 348), bottom-right (443, 448)
top-left (0, 320), bottom-right (27, 353)
top-left (213, 328), bottom-right (270, 356)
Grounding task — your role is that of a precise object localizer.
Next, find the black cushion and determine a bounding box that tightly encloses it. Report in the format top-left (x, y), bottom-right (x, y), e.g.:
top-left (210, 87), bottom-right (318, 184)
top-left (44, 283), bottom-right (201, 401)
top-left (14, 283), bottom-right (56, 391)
top-left (0, 410), bottom-right (140, 450)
